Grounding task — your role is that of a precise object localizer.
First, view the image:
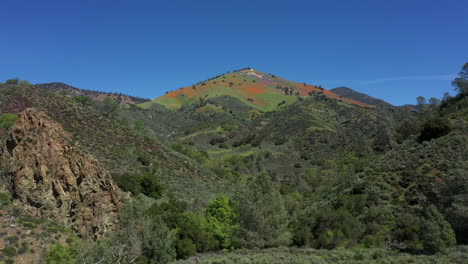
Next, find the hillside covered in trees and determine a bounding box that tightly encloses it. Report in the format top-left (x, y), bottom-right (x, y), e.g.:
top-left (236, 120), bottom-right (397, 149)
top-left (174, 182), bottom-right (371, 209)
top-left (0, 63), bottom-right (467, 264)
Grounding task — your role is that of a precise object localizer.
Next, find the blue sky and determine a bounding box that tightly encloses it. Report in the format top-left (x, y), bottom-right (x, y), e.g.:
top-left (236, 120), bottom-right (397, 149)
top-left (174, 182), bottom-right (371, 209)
top-left (1, 0), bottom-right (467, 105)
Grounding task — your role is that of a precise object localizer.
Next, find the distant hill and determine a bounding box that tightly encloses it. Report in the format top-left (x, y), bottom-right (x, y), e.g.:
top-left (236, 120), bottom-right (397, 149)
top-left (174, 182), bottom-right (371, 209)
top-left (36, 82), bottom-right (150, 105)
top-left (141, 68), bottom-right (371, 111)
top-left (331, 87), bottom-right (392, 107)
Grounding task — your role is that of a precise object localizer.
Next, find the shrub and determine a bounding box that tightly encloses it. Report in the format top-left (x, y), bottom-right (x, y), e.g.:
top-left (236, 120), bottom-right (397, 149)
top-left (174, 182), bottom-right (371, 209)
top-left (234, 174), bottom-right (291, 249)
top-left (74, 95), bottom-right (94, 106)
top-left (418, 118), bottom-right (451, 142)
top-left (0, 113), bottom-right (18, 130)
top-left (5, 78), bottom-right (19, 85)
top-left (2, 247), bottom-right (17, 257)
top-left (0, 192), bottom-right (12, 206)
top-left (140, 172), bottom-right (164, 199)
top-left (112, 172), bottom-right (164, 199)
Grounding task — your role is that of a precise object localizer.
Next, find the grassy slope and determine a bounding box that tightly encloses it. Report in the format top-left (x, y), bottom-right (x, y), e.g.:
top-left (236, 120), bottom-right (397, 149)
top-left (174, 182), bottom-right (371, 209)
top-left (141, 68), bottom-right (371, 111)
top-left (0, 83), bottom-right (229, 202)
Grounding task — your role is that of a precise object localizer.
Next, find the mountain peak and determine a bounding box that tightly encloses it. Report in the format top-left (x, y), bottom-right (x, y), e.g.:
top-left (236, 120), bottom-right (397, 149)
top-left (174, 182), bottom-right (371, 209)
top-left (143, 70), bottom-right (371, 111)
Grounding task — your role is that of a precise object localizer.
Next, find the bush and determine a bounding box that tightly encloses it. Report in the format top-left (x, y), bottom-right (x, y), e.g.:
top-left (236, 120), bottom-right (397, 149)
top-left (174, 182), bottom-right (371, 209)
top-left (0, 192), bottom-right (12, 206)
top-left (43, 243), bottom-right (80, 264)
top-left (112, 172), bottom-right (164, 199)
top-left (293, 207), bottom-right (363, 249)
top-left (234, 174), bottom-right (291, 249)
top-left (140, 172), bottom-right (164, 199)
top-left (418, 118), bottom-right (451, 142)
top-left (2, 247), bottom-right (17, 257)
top-left (81, 195), bottom-right (176, 263)
top-left (74, 95), bottom-right (94, 106)
top-left (0, 113), bottom-right (18, 130)
top-left (5, 78), bottom-right (19, 85)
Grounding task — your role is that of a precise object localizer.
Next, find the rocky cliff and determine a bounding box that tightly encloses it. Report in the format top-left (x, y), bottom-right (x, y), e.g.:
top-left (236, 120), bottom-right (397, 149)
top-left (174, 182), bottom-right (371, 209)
top-left (0, 108), bottom-right (124, 238)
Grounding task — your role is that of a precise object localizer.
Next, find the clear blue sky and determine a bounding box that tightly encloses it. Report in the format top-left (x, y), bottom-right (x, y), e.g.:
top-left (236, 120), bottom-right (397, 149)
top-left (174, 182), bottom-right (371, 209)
top-left (1, 0), bottom-right (467, 105)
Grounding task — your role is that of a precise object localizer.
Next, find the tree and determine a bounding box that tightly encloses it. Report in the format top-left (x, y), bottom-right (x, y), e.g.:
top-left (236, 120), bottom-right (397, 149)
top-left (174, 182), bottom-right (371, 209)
top-left (140, 172), bottom-right (164, 200)
top-left (442, 92), bottom-right (451, 102)
top-left (5, 78), bottom-right (19, 85)
top-left (428, 97), bottom-right (441, 107)
top-left (432, 162), bottom-right (468, 244)
top-left (418, 118), bottom-right (451, 142)
top-left (43, 242), bottom-right (81, 264)
top-left (74, 95), bottom-right (94, 106)
top-left (101, 97), bottom-right (120, 118)
top-left (81, 195), bottom-right (176, 263)
top-left (416, 96), bottom-right (427, 109)
top-left (452, 62), bottom-right (468, 96)
top-left (205, 194), bottom-right (239, 249)
top-left (233, 174), bottom-right (291, 248)
top-left (293, 207), bottom-right (363, 249)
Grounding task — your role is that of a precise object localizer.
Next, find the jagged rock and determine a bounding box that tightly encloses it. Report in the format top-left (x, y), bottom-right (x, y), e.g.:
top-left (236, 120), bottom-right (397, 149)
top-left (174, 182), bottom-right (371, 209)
top-left (0, 108), bottom-right (124, 238)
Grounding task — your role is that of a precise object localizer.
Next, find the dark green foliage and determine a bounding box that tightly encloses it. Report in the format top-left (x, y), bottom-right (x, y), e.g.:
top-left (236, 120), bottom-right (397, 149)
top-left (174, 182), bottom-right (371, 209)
top-left (452, 62), bottom-right (468, 96)
top-left (395, 117), bottom-right (421, 143)
top-left (146, 199), bottom-right (188, 229)
top-left (293, 207), bottom-right (363, 249)
top-left (112, 172), bottom-right (164, 199)
top-left (5, 78), bottom-right (19, 85)
top-left (431, 162), bottom-right (468, 244)
top-left (2, 247), bottom-right (16, 257)
top-left (390, 206), bottom-right (455, 253)
top-left (234, 174), bottom-right (291, 248)
top-left (74, 95), bottom-right (94, 106)
top-left (418, 118), bottom-right (451, 142)
top-left (0, 192), bottom-right (12, 206)
top-left (81, 195), bottom-right (176, 264)
top-left (416, 96), bottom-right (427, 108)
top-left (140, 173), bottom-right (164, 199)
top-left (175, 238), bottom-right (197, 259)
top-left (147, 195), bottom-right (240, 259)
top-left (177, 213), bottom-right (219, 253)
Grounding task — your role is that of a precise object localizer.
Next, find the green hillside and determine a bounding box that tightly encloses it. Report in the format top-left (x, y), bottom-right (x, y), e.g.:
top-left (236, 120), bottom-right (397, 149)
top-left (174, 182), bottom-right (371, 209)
top-left (0, 63), bottom-right (466, 264)
top-left (141, 68), bottom-right (371, 112)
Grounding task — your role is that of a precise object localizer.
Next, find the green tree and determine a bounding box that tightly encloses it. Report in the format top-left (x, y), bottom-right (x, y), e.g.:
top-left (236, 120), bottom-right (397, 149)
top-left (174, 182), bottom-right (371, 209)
top-left (293, 207), bottom-right (363, 249)
top-left (416, 96), bottom-right (427, 109)
top-left (101, 97), bottom-right (120, 118)
top-left (43, 243), bottom-right (80, 264)
top-left (452, 62), bottom-right (468, 96)
top-left (418, 118), bottom-right (451, 142)
top-left (74, 95), bottom-right (94, 106)
top-left (140, 172), bottom-right (164, 200)
top-left (442, 92), bottom-right (451, 102)
top-left (428, 97), bottom-right (441, 107)
top-left (206, 194), bottom-right (239, 249)
top-left (83, 195), bottom-right (176, 263)
top-left (433, 163), bottom-right (468, 244)
top-left (234, 174), bottom-right (291, 248)
top-left (5, 78), bottom-right (19, 85)
top-left (420, 205), bottom-right (456, 253)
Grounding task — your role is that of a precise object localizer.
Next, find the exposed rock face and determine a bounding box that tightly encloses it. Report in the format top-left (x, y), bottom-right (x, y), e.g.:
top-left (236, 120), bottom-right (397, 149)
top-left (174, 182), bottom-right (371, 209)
top-left (0, 108), bottom-right (124, 238)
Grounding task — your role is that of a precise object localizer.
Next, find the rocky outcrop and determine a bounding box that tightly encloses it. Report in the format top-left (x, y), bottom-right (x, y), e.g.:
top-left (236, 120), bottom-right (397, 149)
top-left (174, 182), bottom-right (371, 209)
top-left (0, 108), bottom-right (124, 238)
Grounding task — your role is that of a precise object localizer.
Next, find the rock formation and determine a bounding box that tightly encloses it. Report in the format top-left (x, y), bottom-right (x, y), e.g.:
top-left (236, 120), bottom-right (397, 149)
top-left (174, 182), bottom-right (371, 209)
top-left (0, 108), bottom-right (124, 238)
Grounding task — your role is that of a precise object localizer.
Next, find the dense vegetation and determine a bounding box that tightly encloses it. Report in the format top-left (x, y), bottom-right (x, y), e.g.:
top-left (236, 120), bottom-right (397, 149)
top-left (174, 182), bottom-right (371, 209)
top-left (0, 64), bottom-right (467, 263)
